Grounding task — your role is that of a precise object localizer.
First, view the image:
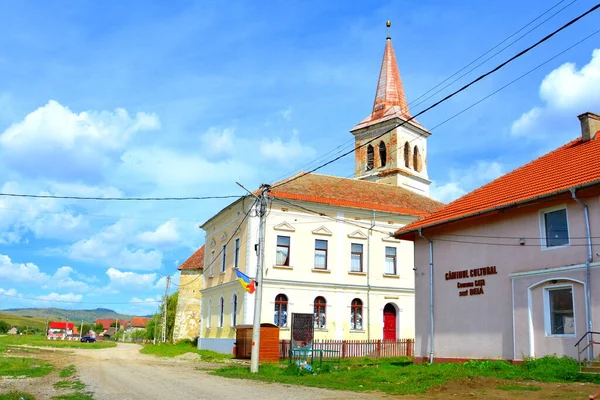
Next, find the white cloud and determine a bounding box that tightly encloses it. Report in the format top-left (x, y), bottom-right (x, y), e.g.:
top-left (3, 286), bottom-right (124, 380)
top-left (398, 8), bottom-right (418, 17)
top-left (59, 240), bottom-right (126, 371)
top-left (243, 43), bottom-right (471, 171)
top-left (106, 268), bottom-right (157, 287)
top-left (431, 161), bottom-right (505, 203)
top-left (259, 130), bottom-right (316, 164)
top-left (0, 288), bottom-right (18, 296)
top-left (0, 254), bottom-right (49, 284)
top-left (279, 107), bottom-right (293, 121)
top-left (137, 219), bottom-right (180, 248)
top-left (37, 292), bottom-right (83, 302)
top-left (200, 127), bottom-right (236, 158)
top-left (0, 100), bottom-right (160, 180)
top-left (511, 49), bottom-right (600, 137)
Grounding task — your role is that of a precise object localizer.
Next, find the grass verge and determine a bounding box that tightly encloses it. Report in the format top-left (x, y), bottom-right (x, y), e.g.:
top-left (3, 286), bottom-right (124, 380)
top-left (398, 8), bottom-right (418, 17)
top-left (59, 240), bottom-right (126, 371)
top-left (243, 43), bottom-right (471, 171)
top-left (213, 356), bottom-right (600, 396)
top-left (0, 392), bottom-right (36, 400)
top-left (0, 356), bottom-right (54, 378)
top-left (60, 364), bottom-right (77, 378)
top-left (52, 393), bottom-right (94, 400)
top-left (0, 335), bottom-right (115, 350)
top-left (54, 380), bottom-right (86, 391)
top-left (140, 340), bottom-right (233, 362)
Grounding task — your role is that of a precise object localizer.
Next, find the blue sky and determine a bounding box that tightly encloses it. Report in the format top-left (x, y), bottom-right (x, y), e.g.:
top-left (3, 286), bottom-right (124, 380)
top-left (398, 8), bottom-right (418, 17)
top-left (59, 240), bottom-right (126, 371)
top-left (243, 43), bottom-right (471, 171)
top-left (0, 0), bottom-right (599, 315)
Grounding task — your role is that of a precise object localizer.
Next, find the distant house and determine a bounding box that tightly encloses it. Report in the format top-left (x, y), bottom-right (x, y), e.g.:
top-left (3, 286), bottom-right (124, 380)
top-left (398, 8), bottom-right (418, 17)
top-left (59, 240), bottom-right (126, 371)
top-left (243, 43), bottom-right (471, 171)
top-left (47, 322), bottom-right (74, 338)
top-left (128, 317), bottom-right (150, 331)
top-left (7, 327), bottom-right (17, 335)
top-left (101, 327), bottom-right (118, 338)
top-left (95, 319), bottom-right (127, 330)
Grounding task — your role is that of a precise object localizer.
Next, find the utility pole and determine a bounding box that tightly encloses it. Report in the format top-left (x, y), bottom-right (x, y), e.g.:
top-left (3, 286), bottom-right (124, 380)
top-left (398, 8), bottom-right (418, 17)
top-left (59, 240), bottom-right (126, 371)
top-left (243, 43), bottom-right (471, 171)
top-left (161, 275), bottom-right (171, 343)
top-left (80, 320), bottom-right (83, 339)
top-left (250, 184), bottom-right (270, 373)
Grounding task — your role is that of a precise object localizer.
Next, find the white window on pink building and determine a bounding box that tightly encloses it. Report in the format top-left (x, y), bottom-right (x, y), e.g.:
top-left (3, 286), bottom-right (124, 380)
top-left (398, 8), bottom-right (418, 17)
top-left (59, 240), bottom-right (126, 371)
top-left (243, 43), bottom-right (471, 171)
top-left (545, 286), bottom-right (575, 336)
top-left (540, 206), bottom-right (569, 248)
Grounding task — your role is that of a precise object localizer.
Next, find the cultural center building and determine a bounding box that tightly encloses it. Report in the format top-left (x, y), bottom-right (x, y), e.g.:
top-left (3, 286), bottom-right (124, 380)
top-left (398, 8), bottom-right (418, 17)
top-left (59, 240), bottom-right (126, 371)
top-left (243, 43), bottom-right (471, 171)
top-left (395, 112), bottom-right (600, 363)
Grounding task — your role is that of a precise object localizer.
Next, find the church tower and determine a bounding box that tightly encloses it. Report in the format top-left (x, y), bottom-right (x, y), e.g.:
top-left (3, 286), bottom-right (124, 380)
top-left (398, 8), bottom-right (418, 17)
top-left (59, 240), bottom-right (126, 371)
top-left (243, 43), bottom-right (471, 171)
top-left (351, 22), bottom-right (431, 196)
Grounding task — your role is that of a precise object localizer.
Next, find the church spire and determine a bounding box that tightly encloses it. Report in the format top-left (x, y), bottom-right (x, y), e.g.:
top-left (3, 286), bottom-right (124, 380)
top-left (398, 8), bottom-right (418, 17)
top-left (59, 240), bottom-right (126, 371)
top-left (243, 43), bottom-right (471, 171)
top-left (371, 21), bottom-right (411, 121)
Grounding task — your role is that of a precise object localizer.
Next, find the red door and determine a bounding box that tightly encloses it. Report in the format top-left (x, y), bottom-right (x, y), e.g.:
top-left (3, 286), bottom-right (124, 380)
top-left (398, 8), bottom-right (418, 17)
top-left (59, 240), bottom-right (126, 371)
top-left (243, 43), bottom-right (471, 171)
top-left (383, 304), bottom-right (396, 341)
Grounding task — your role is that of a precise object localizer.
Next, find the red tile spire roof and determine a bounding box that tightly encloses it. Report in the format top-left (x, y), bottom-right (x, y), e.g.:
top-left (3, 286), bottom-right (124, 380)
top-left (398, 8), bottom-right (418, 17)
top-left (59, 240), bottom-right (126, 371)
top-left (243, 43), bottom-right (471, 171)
top-left (394, 134), bottom-right (600, 238)
top-left (351, 22), bottom-right (423, 132)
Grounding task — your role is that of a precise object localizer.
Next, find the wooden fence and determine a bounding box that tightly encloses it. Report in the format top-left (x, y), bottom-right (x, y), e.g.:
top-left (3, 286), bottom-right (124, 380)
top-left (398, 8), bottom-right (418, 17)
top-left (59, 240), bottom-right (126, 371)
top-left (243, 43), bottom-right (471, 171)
top-left (280, 339), bottom-right (413, 360)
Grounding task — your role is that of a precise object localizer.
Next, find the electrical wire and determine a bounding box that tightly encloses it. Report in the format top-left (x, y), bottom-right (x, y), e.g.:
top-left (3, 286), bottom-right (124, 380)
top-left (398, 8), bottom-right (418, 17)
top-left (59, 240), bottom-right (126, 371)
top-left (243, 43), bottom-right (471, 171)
top-left (172, 197), bottom-right (258, 287)
top-left (269, 0), bottom-right (574, 186)
top-left (322, 26), bottom-right (600, 194)
top-left (0, 193), bottom-right (244, 201)
top-left (270, 3), bottom-right (600, 190)
top-left (408, 0), bottom-right (578, 110)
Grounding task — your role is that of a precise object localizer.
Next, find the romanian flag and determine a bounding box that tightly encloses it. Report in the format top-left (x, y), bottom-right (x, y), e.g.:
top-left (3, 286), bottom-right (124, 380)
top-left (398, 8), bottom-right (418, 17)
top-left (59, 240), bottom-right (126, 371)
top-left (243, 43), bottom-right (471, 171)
top-left (235, 269), bottom-right (256, 294)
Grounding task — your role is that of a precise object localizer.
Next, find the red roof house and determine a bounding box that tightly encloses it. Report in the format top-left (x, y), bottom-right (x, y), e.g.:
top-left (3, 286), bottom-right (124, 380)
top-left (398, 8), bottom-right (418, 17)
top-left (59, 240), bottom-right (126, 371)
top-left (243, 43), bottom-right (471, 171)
top-left (129, 317), bottom-right (150, 328)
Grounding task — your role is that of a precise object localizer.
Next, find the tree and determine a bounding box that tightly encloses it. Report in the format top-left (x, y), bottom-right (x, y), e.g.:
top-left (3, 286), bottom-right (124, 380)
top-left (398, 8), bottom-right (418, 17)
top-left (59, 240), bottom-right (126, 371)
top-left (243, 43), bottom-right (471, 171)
top-left (92, 323), bottom-right (105, 334)
top-left (0, 320), bottom-right (10, 334)
top-left (166, 291), bottom-right (178, 342)
top-left (81, 324), bottom-right (92, 336)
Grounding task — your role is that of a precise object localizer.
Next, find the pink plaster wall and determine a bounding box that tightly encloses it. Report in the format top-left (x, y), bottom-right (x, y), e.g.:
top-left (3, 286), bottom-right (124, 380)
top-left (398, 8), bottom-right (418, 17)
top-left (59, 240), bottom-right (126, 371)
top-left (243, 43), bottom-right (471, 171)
top-left (414, 190), bottom-right (600, 361)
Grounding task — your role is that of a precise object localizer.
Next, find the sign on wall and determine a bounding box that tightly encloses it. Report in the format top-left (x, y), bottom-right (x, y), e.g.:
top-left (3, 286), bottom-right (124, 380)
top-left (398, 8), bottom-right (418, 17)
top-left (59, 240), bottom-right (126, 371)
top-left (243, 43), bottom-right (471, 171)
top-left (444, 266), bottom-right (498, 297)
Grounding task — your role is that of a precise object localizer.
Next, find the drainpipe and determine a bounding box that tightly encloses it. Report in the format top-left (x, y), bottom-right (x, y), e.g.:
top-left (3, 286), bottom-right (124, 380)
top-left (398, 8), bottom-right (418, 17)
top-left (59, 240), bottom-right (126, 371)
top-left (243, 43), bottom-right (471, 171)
top-left (418, 228), bottom-right (434, 364)
top-left (366, 210), bottom-right (375, 341)
top-left (570, 188), bottom-right (593, 338)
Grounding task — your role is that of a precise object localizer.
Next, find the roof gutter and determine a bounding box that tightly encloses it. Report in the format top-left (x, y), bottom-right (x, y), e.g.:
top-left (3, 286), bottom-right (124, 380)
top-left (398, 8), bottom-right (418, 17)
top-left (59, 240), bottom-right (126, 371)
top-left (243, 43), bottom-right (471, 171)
top-left (418, 228), bottom-right (434, 364)
top-left (396, 179), bottom-right (600, 239)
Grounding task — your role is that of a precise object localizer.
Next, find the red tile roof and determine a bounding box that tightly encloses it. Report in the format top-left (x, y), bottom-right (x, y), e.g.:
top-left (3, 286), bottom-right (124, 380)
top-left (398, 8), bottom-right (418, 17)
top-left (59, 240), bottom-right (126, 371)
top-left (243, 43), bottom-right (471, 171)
top-left (95, 319), bottom-right (127, 330)
top-left (129, 317), bottom-right (150, 328)
top-left (48, 322), bottom-right (74, 329)
top-left (395, 136), bottom-right (600, 238)
top-left (271, 173), bottom-right (443, 216)
top-left (177, 245), bottom-right (205, 270)
top-left (351, 36), bottom-right (423, 132)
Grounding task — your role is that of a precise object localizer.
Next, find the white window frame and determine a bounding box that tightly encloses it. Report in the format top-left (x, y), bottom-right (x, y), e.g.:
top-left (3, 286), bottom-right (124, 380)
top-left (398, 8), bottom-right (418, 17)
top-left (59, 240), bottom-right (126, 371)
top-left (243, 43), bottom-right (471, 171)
top-left (539, 204), bottom-right (570, 251)
top-left (543, 284), bottom-right (576, 338)
top-left (221, 245), bottom-right (227, 273)
top-left (206, 298), bottom-right (212, 329)
top-left (234, 238), bottom-right (240, 269)
top-left (230, 293), bottom-right (238, 327)
top-left (218, 296), bottom-right (224, 328)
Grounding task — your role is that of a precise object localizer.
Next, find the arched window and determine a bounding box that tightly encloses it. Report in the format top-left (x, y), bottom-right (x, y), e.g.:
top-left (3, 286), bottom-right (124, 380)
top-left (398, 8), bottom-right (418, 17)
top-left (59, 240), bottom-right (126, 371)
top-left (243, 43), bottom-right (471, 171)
top-left (274, 294), bottom-right (288, 327)
top-left (218, 296), bottom-right (224, 328)
top-left (379, 141), bottom-right (387, 167)
top-left (207, 298), bottom-right (212, 329)
top-left (350, 298), bottom-right (363, 330)
top-left (366, 145), bottom-right (374, 170)
top-left (404, 142), bottom-right (411, 168)
top-left (231, 293), bottom-right (238, 327)
top-left (314, 296), bottom-right (327, 329)
top-left (413, 146), bottom-right (422, 172)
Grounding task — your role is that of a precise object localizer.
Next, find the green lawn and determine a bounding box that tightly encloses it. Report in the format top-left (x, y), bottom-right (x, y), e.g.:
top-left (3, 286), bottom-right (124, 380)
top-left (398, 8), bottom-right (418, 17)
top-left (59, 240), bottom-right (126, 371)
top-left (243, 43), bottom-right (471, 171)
top-left (0, 392), bottom-right (36, 400)
top-left (213, 356), bottom-right (600, 396)
top-left (140, 341), bottom-right (234, 362)
top-left (0, 356), bottom-right (54, 378)
top-left (0, 334), bottom-right (116, 349)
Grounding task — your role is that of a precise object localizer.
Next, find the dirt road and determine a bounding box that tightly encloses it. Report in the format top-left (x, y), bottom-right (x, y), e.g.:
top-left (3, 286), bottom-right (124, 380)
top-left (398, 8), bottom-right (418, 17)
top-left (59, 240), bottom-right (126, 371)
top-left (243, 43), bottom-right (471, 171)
top-left (72, 343), bottom-right (389, 400)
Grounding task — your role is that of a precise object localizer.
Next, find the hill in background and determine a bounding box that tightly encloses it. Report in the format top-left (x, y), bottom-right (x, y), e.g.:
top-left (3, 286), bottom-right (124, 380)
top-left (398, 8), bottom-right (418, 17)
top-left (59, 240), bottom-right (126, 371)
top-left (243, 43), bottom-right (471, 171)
top-left (0, 307), bottom-right (155, 324)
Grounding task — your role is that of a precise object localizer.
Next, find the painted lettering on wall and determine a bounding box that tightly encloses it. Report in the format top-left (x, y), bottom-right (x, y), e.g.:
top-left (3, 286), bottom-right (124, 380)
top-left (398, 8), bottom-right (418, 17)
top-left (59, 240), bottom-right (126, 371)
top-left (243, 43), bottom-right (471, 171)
top-left (444, 266), bottom-right (497, 298)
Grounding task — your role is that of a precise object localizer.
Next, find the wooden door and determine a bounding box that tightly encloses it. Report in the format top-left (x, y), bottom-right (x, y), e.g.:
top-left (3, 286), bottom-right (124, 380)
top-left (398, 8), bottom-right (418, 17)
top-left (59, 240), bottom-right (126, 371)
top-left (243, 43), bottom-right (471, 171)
top-left (383, 304), bottom-right (396, 341)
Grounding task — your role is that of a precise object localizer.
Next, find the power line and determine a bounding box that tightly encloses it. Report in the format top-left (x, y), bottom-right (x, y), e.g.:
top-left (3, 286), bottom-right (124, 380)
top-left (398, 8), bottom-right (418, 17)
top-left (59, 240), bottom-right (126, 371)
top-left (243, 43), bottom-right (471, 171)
top-left (0, 193), bottom-right (244, 201)
top-left (408, 0), bottom-right (578, 110)
top-left (324, 26), bottom-right (600, 192)
top-left (172, 197), bottom-right (259, 287)
top-left (270, 3), bottom-right (600, 190)
top-left (268, 0), bottom-right (574, 186)
top-left (433, 237), bottom-right (598, 247)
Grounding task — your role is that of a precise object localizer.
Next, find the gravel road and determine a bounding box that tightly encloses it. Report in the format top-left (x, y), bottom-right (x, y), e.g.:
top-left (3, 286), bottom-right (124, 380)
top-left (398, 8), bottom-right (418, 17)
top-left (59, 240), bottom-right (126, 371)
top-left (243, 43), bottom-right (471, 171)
top-left (73, 343), bottom-right (390, 400)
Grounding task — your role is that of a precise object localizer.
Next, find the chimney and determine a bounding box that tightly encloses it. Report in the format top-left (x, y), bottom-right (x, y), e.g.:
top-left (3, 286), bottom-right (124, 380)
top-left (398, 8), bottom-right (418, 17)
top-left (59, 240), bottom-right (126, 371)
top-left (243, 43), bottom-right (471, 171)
top-left (578, 112), bottom-right (600, 141)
